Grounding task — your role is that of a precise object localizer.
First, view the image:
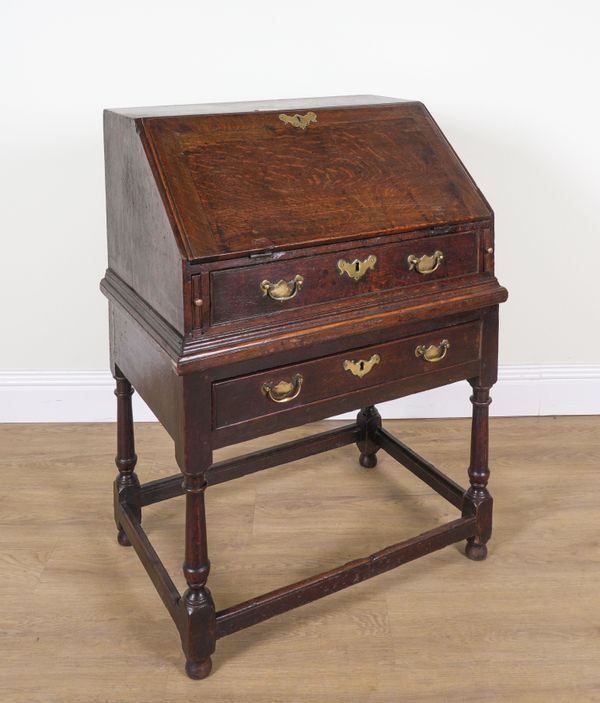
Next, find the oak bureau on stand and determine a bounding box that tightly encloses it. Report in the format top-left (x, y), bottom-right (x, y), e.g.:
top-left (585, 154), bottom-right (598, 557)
top-left (100, 95), bottom-right (508, 679)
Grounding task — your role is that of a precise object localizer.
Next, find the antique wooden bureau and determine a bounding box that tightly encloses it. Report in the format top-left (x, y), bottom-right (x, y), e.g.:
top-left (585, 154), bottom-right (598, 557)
top-left (101, 95), bottom-right (508, 679)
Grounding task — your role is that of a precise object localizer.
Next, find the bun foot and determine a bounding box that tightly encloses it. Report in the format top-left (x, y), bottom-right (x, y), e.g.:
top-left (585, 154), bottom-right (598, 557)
top-left (465, 540), bottom-right (487, 561)
top-left (117, 527), bottom-right (131, 547)
top-left (359, 453), bottom-right (377, 469)
top-left (185, 657), bottom-right (212, 680)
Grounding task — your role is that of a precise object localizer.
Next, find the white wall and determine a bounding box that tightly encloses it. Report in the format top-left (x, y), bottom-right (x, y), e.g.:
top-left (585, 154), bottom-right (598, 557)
top-left (1, 1), bottom-right (599, 418)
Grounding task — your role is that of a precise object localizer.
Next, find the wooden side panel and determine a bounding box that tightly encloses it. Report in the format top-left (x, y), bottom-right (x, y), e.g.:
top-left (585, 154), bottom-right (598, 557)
top-left (109, 302), bottom-right (181, 443)
top-left (104, 110), bottom-right (185, 333)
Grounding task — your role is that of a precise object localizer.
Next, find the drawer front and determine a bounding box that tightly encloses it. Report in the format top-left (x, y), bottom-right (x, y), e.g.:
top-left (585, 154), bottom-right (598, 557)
top-left (213, 320), bottom-right (481, 429)
top-left (209, 231), bottom-right (480, 325)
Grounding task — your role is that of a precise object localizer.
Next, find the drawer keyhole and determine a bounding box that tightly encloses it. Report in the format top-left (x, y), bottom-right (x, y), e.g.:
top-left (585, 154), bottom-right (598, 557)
top-left (337, 255), bottom-right (377, 281)
top-left (343, 354), bottom-right (381, 378)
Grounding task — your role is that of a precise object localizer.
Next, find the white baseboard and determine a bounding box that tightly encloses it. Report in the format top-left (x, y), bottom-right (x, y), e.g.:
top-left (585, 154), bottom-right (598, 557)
top-left (0, 366), bottom-right (598, 423)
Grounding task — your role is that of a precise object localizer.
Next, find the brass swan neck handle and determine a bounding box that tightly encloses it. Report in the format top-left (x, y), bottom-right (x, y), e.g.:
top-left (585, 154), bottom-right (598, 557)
top-left (260, 274), bottom-right (304, 301)
top-left (415, 339), bottom-right (450, 363)
top-left (261, 374), bottom-right (304, 403)
top-left (407, 250), bottom-right (444, 275)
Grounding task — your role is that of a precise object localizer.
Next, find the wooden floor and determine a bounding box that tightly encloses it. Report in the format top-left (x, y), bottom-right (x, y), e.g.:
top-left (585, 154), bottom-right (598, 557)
top-left (1, 416), bottom-right (599, 702)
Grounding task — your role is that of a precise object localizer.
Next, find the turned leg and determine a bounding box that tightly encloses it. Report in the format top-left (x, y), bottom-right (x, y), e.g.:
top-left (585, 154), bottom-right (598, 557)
top-left (113, 366), bottom-right (141, 547)
top-left (462, 384), bottom-right (493, 561)
top-left (356, 405), bottom-right (382, 468)
top-left (181, 474), bottom-right (216, 679)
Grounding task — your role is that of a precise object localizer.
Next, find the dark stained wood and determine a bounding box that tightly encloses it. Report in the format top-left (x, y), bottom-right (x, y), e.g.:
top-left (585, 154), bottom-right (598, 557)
top-left (138, 473), bottom-right (183, 506)
top-left (117, 503), bottom-right (181, 622)
top-left (113, 367), bottom-right (140, 546)
top-left (176, 374), bottom-right (217, 679)
top-left (108, 303), bottom-right (181, 444)
top-left (102, 266), bottom-right (506, 375)
top-left (101, 95), bottom-right (507, 678)
top-left (207, 422), bottom-right (359, 485)
top-left (188, 219), bottom-right (492, 341)
top-left (209, 229), bottom-right (480, 326)
top-left (180, 475), bottom-right (216, 679)
top-left (212, 358), bottom-right (481, 449)
top-left (141, 103), bottom-right (491, 261)
top-left (215, 516), bottom-right (477, 638)
top-left (213, 320), bottom-right (481, 430)
top-left (462, 305), bottom-right (498, 560)
top-left (356, 405), bottom-right (382, 468)
top-left (377, 427), bottom-right (466, 508)
top-left (139, 422), bottom-right (360, 506)
top-left (104, 110), bottom-right (185, 333)
top-left (462, 384), bottom-right (493, 561)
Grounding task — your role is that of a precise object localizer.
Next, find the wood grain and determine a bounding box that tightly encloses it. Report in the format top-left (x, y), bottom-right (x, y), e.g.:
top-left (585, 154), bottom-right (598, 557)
top-left (213, 320), bottom-right (481, 429)
top-left (99, 95), bottom-right (508, 682)
top-left (209, 229), bottom-right (480, 326)
top-left (141, 103), bottom-right (491, 260)
top-left (103, 110), bottom-right (185, 332)
top-left (1, 417), bottom-right (600, 701)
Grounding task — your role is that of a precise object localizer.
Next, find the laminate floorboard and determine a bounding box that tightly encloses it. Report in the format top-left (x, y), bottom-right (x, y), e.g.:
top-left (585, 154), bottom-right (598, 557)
top-left (1, 417), bottom-right (598, 702)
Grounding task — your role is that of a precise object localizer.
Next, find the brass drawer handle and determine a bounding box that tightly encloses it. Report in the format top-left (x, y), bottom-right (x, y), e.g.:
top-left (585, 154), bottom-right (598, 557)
top-left (260, 274), bottom-right (304, 301)
top-left (343, 354), bottom-right (380, 378)
top-left (261, 374), bottom-right (303, 403)
top-left (407, 250), bottom-right (444, 275)
top-left (279, 111), bottom-right (317, 130)
top-left (337, 255), bottom-right (377, 281)
top-left (415, 339), bottom-right (450, 363)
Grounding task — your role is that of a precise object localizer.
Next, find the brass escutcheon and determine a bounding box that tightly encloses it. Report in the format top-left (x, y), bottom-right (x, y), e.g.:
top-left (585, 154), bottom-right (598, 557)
top-left (343, 354), bottom-right (381, 378)
top-left (415, 339), bottom-right (450, 363)
top-left (260, 274), bottom-right (304, 301)
top-left (337, 255), bottom-right (377, 281)
top-left (407, 250), bottom-right (444, 275)
top-left (278, 112), bottom-right (317, 130)
top-left (261, 374), bottom-right (304, 403)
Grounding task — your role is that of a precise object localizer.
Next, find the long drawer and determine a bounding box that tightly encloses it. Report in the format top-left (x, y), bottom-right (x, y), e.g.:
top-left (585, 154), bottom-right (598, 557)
top-left (208, 230), bottom-right (480, 326)
top-left (213, 320), bottom-right (481, 430)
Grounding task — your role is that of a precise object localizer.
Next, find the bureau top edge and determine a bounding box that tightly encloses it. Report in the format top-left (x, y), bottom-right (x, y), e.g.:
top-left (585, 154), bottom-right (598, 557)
top-left (104, 95), bottom-right (407, 119)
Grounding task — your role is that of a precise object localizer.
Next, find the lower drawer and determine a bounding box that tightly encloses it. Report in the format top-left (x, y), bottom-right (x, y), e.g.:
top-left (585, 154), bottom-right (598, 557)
top-left (213, 320), bottom-right (481, 430)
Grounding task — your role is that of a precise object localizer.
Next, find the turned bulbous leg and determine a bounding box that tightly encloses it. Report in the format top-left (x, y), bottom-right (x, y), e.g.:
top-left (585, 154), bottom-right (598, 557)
top-left (180, 474), bottom-right (216, 679)
top-left (463, 384), bottom-right (493, 561)
top-left (113, 366), bottom-right (140, 547)
top-left (356, 406), bottom-right (381, 469)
